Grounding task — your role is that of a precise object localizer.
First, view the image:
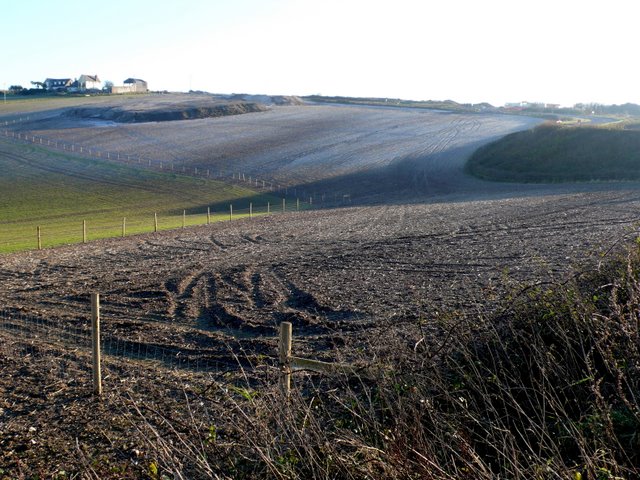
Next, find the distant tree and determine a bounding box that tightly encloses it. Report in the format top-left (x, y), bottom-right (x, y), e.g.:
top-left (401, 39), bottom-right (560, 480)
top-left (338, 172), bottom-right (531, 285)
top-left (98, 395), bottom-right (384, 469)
top-left (9, 85), bottom-right (24, 93)
top-left (30, 81), bottom-right (45, 90)
top-left (102, 80), bottom-right (114, 92)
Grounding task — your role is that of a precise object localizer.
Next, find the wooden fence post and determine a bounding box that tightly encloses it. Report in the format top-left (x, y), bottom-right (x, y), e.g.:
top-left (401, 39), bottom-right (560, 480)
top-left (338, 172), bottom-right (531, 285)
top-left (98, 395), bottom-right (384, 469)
top-left (83, 220), bottom-right (87, 243)
top-left (267, 202), bottom-right (270, 214)
top-left (154, 213), bottom-right (158, 232)
top-left (37, 226), bottom-right (41, 250)
top-left (91, 292), bottom-right (102, 396)
top-left (182, 210), bottom-right (186, 229)
top-left (229, 204), bottom-right (233, 221)
top-left (250, 202), bottom-right (253, 219)
top-left (296, 198), bottom-right (300, 211)
top-left (122, 217), bottom-right (126, 237)
top-left (279, 322), bottom-right (292, 396)
top-left (207, 207), bottom-right (211, 225)
top-left (282, 198), bottom-right (286, 213)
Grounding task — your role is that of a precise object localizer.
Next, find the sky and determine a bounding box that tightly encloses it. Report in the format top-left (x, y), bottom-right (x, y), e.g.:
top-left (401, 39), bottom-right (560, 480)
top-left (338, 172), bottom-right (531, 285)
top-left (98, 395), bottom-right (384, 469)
top-left (2, 0), bottom-right (639, 107)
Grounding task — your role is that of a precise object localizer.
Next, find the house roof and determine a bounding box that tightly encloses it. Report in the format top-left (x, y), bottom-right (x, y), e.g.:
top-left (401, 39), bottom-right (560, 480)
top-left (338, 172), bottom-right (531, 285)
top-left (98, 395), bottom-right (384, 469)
top-left (124, 78), bottom-right (146, 84)
top-left (45, 78), bottom-right (72, 84)
top-left (79, 74), bottom-right (100, 82)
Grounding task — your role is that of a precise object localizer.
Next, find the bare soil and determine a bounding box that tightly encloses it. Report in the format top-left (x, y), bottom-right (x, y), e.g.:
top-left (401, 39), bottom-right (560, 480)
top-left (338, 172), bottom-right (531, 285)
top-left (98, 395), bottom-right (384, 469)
top-left (2, 98), bottom-right (640, 476)
top-left (3, 188), bottom-right (640, 341)
top-left (2, 188), bottom-right (640, 476)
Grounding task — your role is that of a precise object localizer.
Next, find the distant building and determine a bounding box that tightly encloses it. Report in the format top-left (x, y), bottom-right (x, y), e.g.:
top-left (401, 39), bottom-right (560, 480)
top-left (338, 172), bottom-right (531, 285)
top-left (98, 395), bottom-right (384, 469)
top-left (78, 74), bottom-right (101, 91)
top-left (111, 78), bottom-right (148, 94)
top-left (44, 78), bottom-right (73, 90)
top-left (123, 78), bottom-right (148, 93)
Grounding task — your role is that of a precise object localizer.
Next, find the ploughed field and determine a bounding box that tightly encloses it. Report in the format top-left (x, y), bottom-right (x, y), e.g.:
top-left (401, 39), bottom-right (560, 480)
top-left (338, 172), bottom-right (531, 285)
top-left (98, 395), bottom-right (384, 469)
top-left (11, 94), bottom-right (543, 199)
top-left (4, 95), bottom-right (639, 352)
top-left (3, 96), bottom-right (640, 475)
top-left (2, 189), bottom-right (640, 356)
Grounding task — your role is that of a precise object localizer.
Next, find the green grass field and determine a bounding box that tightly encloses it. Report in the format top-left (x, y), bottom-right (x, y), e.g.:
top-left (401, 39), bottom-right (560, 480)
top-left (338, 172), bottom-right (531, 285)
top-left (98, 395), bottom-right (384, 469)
top-left (465, 123), bottom-right (640, 183)
top-left (0, 140), bottom-right (281, 253)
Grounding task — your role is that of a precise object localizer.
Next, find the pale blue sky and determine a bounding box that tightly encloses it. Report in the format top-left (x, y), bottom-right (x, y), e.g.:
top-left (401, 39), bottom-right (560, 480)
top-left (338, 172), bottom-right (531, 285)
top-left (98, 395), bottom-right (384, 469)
top-left (2, 0), bottom-right (638, 106)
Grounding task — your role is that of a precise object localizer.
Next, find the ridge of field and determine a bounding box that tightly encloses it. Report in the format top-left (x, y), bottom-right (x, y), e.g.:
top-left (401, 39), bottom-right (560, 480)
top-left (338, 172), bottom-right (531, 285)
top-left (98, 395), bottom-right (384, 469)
top-left (466, 122), bottom-right (640, 183)
top-left (10, 96), bottom-right (544, 200)
top-left (0, 140), bottom-right (276, 253)
top-left (304, 94), bottom-right (493, 112)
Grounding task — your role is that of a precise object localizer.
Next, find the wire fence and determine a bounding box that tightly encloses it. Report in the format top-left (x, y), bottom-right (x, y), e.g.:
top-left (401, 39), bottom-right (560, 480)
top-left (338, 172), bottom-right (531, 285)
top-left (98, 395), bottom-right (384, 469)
top-left (0, 308), bottom-right (238, 376)
top-left (0, 200), bottom-right (310, 253)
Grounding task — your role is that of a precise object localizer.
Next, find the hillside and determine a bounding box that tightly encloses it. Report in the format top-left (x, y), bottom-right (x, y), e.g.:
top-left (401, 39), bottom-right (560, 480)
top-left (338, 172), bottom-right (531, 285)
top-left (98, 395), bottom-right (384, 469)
top-left (466, 123), bottom-right (640, 182)
top-left (0, 141), bottom-right (275, 252)
top-left (14, 100), bottom-right (541, 198)
top-left (2, 98), bottom-right (640, 478)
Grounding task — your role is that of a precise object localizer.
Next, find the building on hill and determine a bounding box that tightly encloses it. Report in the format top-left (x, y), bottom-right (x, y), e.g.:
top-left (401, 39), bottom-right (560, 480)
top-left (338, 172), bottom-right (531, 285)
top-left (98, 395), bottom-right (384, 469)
top-left (44, 78), bottom-right (73, 90)
top-left (78, 74), bottom-right (101, 91)
top-left (124, 78), bottom-right (148, 93)
top-left (110, 78), bottom-right (148, 94)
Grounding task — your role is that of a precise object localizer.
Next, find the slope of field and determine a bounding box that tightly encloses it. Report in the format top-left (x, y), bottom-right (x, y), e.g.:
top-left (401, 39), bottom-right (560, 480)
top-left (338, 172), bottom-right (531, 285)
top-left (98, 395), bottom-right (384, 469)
top-left (12, 99), bottom-right (543, 199)
top-left (466, 123), bottom-right (640, 182)
top-left (0, 140), bottom-right (275, 252)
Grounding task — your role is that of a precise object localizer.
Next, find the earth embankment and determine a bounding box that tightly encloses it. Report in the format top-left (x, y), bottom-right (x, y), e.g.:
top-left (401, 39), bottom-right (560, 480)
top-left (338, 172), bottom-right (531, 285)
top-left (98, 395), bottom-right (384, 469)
top-left (64, 101), bottom-right (267, 123)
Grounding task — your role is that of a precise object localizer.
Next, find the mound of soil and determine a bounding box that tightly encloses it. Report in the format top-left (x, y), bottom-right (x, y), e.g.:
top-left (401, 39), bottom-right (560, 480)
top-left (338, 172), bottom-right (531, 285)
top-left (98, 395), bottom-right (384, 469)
top-left (65, 101), bottom-right (267, 123)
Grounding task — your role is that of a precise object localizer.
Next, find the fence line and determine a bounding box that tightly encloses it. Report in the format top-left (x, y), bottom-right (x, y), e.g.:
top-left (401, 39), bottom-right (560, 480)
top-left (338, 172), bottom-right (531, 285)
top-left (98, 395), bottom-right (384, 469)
top-left (0, 120), bottom-right (355, 253)
top-left (0, 307), bottom-right (232, 375)
top-left (0, 121), bottom-right (353, 203)
top-left (0, 306), bottom-right (364, 401)
top-left (0, 201), bottom-right (309, 253)
top-left (0, 122), bottom-right (336, 198)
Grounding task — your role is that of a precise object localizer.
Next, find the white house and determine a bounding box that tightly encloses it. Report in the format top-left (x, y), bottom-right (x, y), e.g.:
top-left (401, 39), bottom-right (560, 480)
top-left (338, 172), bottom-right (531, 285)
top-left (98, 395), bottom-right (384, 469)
top-left (78, 74), bottom-right (101, 91)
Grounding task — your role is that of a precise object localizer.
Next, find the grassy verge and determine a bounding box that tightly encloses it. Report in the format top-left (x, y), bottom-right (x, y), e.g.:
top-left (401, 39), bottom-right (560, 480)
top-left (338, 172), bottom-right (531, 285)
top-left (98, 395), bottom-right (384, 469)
top-left (466, 123), bottom-right (640, 183)
top-left (0, 141), bottom-right (280, 253)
